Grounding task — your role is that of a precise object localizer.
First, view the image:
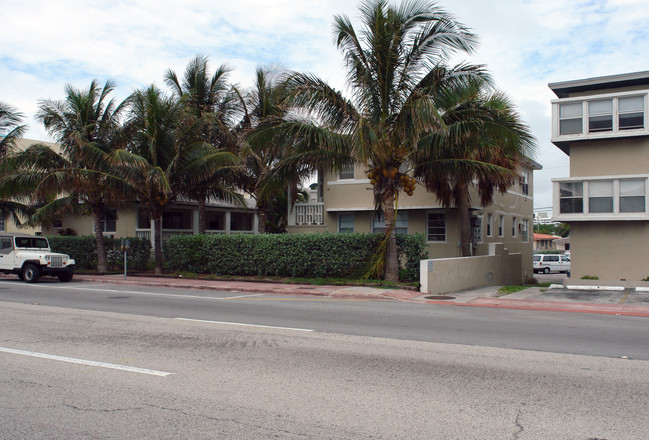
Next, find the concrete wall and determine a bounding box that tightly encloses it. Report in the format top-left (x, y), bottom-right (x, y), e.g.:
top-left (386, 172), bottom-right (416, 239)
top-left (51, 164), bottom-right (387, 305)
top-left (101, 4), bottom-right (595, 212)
top-left (420, 243), bottom-right (523, 295)
top-left (570, 221), bottom-right (649, 281)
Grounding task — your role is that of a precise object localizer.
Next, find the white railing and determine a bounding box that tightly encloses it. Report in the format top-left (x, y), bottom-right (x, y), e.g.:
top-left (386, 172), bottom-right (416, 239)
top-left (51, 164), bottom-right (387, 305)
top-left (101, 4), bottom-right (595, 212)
top-left (294, 203), bottom-right (324, 225)
top-left (135, 229), bottom-right (193, 245)
top-left (136, 230), bottom-right (150, 240)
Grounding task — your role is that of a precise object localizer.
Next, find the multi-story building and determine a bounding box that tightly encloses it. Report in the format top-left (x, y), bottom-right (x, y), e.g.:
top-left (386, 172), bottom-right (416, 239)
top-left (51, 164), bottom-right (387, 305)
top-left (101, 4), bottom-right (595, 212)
top-left (4, 139), bottom-right (258, 246)
top-left (287, 158), bottom-right (541, 278)
top-left (550, 71), bottom-right (649, 280)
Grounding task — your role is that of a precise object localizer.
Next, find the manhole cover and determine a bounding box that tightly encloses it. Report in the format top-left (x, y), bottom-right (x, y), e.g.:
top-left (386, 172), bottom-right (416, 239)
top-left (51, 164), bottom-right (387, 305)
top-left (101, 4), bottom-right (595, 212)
top-left (425, 295), bottom-right (456, 300)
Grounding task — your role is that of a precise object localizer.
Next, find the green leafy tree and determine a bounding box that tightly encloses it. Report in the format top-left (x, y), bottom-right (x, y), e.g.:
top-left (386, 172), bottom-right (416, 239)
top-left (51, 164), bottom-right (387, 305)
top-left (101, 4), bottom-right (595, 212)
top-left (2, 82), bottom-right (129, 273)
top-left (165, 55), bottom-right (243, 233)
top-left (261, 0), bottom-right (481, 280)
top-left (412, 78), bottom-right (535, 256)
top-left (118, 85), bottom-right (237, 274)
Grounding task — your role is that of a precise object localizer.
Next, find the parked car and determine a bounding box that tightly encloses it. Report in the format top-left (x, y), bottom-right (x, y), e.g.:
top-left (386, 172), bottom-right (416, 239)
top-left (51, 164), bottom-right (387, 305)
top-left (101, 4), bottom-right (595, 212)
top-left (0, 233), bottom-right (75, 283)
top-left (533, 254), bottom-right (570, 274)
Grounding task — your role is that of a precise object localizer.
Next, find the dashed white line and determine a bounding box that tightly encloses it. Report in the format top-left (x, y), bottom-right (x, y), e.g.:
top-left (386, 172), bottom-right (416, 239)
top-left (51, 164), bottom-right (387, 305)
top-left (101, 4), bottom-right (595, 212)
top-left (222, 293), bottom-right (264, 300)
top-left (174, 317), bottom-right (314, 332)
top-left (0, 347), bottom-right (173, 377)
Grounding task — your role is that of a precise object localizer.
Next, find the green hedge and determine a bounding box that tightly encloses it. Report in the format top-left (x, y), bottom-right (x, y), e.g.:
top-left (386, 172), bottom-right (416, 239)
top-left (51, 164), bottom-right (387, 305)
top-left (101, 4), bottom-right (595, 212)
top-left (165, 232), bottom-right (428, 281)
top-left (396, 233), bottom-right (429, 282)
top-left (47, 236), bottom-right (151, 270)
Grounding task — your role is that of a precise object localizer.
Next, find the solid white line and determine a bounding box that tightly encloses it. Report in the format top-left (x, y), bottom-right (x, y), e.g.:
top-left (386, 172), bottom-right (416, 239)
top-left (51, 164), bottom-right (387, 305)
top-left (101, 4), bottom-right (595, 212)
top-left (1, 281), bottom-right (229, 301)
top-left (174, 317), bottom-right (314, 332)
top-left (222, 293), bottom-right (264, 300)
top-left (0, 347), bottom-right (173, 377)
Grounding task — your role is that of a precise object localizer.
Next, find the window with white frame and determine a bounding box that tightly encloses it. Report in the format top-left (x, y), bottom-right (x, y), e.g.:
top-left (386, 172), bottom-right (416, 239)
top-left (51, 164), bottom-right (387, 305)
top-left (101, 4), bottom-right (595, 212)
top-left (519, 171), bottom-right (529, 195)
top-left (620, 179), bottom-right (646, 212)
top-left (486, 213), bottom-right (493, 237)
top-left (94, 210), bottom-right (116, 233)
top-left (557, 178), bottom-right (647, 216)
top-left (338, 213), bottom-right (355, 233)
top-left (372, 211), bottom-right (408, 235)
top-left (557, 94), bottom-right (646, 137)
top-left (498, 215), bottom-right (504, 237)
top-left (427, 212), bottom-right (446, 242)
top-left (560, 182), bottom-right (584, 214)
top-left (521, 219), bottom-right (529, 242)
top-left (588, 180), bottom-right (613, 213)
top-left (339, 163), bottom-right (355, 180)
top-left (512, 216), bottom-right (517, 237)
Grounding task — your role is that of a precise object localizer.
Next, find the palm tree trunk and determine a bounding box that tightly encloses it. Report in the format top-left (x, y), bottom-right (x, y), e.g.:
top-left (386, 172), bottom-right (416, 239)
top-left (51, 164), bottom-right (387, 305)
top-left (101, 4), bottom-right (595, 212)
top-left (153, 215), bottom-right (163, 275)
top-left (93, 210), bottom-right (108, 274)
top-left (382, 189), bottom-right (399, 282)
top-left (257, 198), bottom-right (268, 234)
top-left (198, 199), bottom-right (206, 234)
top-left (457, 183), bottom-right (472, 257)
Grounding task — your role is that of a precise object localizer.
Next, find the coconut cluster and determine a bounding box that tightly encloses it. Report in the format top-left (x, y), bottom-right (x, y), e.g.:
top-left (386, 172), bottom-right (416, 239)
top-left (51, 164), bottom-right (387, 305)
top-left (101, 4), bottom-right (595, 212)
top-left (366, 167), bottom-right (417, 196)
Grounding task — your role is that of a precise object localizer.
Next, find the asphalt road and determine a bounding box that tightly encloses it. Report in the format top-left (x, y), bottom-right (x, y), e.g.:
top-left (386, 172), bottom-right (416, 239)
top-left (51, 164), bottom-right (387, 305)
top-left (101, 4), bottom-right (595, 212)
top-left (1, 280), bottom-right (649, 439)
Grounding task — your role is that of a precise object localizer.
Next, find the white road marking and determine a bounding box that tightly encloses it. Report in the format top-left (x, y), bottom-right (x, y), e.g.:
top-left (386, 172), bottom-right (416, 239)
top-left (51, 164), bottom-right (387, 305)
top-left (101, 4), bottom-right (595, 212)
top-left (174, 317), bottom-right (314, 332)
top-left (0, 347), bottom-right (173, 377)
top-left (1, 282), bottom-right (235, 301)
top-left (222, 293), bottom-right (264, 299)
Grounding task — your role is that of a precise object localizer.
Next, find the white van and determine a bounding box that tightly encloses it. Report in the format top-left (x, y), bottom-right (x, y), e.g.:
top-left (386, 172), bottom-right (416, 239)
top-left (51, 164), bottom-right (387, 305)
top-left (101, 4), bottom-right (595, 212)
top-left (533, 254), bottom-right (570, 274)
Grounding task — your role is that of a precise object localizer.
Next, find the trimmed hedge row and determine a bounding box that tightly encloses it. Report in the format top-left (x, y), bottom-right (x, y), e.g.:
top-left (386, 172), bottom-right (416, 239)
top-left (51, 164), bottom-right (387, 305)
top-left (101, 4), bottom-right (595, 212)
top-left (165, 233), bottom-right (428, 281)
top-left (47, 236), bottom-right (151, 270)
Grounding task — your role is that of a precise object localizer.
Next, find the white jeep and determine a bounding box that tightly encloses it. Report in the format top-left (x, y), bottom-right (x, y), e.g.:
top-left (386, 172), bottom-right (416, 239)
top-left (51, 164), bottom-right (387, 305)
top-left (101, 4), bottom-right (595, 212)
top-left (0, 233), bottom-right (75, 283)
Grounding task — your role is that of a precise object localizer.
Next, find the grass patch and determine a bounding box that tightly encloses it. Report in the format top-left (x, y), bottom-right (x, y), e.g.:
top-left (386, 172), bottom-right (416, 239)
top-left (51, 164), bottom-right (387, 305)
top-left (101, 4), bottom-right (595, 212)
top-left (497, 283), bottom-right (551, 296)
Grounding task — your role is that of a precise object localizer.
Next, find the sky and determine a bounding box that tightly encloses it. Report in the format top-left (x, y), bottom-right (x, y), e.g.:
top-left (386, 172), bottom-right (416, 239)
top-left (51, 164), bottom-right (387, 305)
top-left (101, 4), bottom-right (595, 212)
top-left (2, 0), bottom-right (649, 212)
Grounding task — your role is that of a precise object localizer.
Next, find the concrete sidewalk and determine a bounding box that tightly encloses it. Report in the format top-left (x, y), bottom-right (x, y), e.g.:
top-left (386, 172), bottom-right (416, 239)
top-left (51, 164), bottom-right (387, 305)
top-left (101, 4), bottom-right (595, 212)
top-left (73, 274), bottom-right (649, 318)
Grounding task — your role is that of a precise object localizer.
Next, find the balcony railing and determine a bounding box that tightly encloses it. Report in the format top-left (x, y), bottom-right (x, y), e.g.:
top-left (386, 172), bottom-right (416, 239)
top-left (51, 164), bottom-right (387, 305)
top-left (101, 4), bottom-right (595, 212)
top-left (294, 203), bottom-right (324, 225)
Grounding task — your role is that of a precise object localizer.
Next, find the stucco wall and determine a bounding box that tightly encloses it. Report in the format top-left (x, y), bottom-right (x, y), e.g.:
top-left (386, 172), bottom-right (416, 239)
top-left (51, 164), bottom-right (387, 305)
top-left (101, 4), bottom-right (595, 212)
top-left (570, 137), bottom-right (649, 177)
top-left (420, 243), bottom-right (522, 295)
top-left (570, 221), bottom-right (649, 281)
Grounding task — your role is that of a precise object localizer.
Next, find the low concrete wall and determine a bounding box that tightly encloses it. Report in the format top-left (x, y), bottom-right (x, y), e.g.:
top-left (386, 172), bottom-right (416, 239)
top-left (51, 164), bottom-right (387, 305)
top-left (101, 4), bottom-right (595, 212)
top-left (420, 243), bottom-right (522, 295)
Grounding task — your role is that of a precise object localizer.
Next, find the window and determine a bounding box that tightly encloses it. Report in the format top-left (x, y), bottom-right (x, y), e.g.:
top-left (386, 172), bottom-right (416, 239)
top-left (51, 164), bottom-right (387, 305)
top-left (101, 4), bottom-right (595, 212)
top-left (559, 102), bottom-right (583, 135)
top-left (620, 179), bottom-right (646, 213)
top-left (338, 213), bottom-right (355, 233)
top-left (162, 212), bottom-right (185, 230)
top-left (486, 214), bottom-right (493, 237)
top-left (137, 209), bottom-right (151, 229)
top-left (231, 212), bottom-right (254, 231)
top-left (556, 94), bottom-right (646, 137)
top-left (52, 219), bottom-right (63, 228)
top-left (498, 215), bottom-right (504, 237)
top-left (0, 237), bottom-right (12, 254)
top-left (95, 210), bottom-right (116, 233)
top-left (588, 180), bottom-right (613, 213)
top-left (207, 211), bottom-right (225, 230)
top-left (472, 216), bottom-right (482, 243)
top-left (521, 219), bottom-right (529, 242)
top-left (373, 211), bottom-right (408, 235)
top-left (339, 163), bottom-right (355, 180)
top-left (0, 215), bottom-right (5, 232)
top-left (427, 212), bottom-right (446, 242)
top-left (560, 182), bottom-right (583, 214)
top-left (519, 171), bottom-right (529, 195)
top-left (588, 99), bottom-right (613, 133)
top-left (619, 96), bottom-right (644, 130)
top-left (512, 217), bottom-right (517, 237)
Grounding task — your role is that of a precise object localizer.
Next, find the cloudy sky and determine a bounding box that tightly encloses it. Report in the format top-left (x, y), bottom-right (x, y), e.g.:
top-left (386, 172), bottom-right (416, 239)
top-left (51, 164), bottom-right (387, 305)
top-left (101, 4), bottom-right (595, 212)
top-left (2, 0), bottom-right (648, 211)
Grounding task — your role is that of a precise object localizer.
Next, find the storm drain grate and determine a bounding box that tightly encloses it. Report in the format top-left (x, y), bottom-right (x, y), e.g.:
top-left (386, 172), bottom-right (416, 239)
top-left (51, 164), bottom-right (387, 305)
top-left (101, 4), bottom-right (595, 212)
top-left (425, 295), bottom-right (456, 300)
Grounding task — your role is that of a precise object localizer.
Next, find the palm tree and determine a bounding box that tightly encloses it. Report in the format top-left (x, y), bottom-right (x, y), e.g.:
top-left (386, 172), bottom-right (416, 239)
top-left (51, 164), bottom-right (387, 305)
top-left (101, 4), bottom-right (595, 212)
top-left (261, 0), bottom-right (481, 281)
top-left (412, 77), bottom-right (536, 256)
top-left (3, 81), bottom-right (129, 273)
top-left (238, 66), bottom-right (312, 234)
top-left (119, 85), bottom-right (238, 274)
top-left (165, 55), bottom-right (243, 233)
top-left (0, 102), bottom-right (35, 225)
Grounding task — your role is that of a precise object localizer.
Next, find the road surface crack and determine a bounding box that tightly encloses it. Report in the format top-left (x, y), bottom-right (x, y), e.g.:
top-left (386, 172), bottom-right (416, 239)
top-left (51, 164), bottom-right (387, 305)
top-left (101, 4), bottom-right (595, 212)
top-left (512, 408), bottom-right (524, 440)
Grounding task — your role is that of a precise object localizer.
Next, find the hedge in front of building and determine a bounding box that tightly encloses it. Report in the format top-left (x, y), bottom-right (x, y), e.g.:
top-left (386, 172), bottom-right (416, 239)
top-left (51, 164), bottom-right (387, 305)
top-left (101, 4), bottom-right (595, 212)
top-left (47, 236), bottom-right (151, 270)
top-left (165, 232), bottom-right (428, 281)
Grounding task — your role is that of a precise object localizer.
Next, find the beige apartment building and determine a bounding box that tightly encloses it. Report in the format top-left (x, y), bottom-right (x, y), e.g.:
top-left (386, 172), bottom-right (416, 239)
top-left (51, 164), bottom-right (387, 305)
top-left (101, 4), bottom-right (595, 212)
top-left (287, 159), bottom-right (541, 278)
top-left (550, 71), bottom-right (649, 281)
top-left (3, 139), bottom-right (258, 246)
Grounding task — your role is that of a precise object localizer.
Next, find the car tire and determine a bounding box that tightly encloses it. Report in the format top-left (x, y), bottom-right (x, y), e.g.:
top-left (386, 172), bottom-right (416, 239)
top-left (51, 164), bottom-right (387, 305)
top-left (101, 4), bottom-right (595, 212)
top-left (543, 267), bottom-right (550, 274)
top-left (22, 264), bottom-right (40, 283)
top-left (58, 272), bottom-right (73, 282)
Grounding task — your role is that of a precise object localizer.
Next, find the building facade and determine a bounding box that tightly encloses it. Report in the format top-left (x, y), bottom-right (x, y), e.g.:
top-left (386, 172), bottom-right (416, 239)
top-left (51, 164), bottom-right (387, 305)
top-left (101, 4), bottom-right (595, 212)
top-left (287, 160), bottom-right (541, 279)
top-left (550, 71), bottom-right (649, 280)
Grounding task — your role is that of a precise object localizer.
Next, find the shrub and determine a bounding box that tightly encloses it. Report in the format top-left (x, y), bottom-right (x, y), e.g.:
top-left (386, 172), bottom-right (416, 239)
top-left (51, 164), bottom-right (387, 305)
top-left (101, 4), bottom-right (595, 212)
top-left (396, 233), bottom-right (429, 282)
top-left (165, 232), bottom-right (428, 281)
top-left (580, 275), bottom-right (599, 280)
top-left (47, 236), bottom-right (151, 270)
